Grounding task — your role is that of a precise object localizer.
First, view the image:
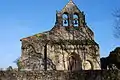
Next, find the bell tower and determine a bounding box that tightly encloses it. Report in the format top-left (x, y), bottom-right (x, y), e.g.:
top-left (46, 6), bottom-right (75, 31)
top-left (55, 0), bottom-right (86, 27)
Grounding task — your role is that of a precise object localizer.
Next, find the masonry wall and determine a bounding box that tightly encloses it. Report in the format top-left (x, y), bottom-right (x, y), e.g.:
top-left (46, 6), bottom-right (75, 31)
top-left (0, 70), bottom-right (120, 80)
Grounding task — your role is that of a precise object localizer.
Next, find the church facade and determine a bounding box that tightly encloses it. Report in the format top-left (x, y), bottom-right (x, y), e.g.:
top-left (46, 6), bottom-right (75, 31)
top-left (19, 0), bottom-right (101, 71)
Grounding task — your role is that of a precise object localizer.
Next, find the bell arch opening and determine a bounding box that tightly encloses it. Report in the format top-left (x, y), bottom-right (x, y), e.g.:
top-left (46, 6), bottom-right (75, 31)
top-left (73, 13), bottom-right (79, 27)
top-left (62, 12), bottom-right (69, 26)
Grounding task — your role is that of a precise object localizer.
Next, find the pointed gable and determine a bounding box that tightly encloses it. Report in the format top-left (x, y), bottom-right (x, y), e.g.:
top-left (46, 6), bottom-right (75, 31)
top-left (61, 0), bottom-right (81, 14)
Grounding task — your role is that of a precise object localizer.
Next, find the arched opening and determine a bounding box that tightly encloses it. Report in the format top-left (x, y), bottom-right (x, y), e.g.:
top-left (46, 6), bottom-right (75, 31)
top-left (73, 13), bottom-right (79, 27)
top-left (62, 13), bottom-right (69, 26)
top-left (67, 52), bottom-right (82, 71)
top-left (82, 60), bottom-right (93, 70)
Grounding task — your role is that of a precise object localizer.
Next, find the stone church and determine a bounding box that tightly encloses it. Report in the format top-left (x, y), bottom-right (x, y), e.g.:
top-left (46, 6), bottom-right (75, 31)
top-left (19, 0), bottom-right (101, 71)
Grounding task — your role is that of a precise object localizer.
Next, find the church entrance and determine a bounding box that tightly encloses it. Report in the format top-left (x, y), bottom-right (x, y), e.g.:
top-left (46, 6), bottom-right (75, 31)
top-left (68, 52), bottom-right (82, 71)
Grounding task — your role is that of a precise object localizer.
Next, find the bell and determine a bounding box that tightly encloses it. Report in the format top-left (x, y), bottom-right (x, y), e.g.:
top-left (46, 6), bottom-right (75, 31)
top-left (74, 20), bottom-right (78, 25)
top-left (64, 20), bottom-right (67, 24)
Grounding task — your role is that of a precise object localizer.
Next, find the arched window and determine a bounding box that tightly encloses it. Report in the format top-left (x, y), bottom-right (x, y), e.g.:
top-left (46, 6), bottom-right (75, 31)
top-left (62, 13), bottom-right (69, 26)
top-left (73, 13), bottom-right (79, 27)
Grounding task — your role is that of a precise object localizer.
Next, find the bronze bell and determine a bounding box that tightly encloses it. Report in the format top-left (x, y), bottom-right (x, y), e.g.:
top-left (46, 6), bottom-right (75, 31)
top-left (74, 20), bottom-right (78, 25)
top-left (64, 20), bottom-right (67, 24)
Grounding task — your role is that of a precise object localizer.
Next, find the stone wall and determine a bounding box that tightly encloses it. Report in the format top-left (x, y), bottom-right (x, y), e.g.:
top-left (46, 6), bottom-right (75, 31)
top-left (0, 70), bottom-right (120, 80)
top-left (20, 26), bottom-right (101, 71)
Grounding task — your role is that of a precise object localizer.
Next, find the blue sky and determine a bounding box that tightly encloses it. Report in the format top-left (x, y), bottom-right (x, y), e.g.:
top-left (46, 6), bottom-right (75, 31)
top-left (0, 0), bottom-right (120, 68)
